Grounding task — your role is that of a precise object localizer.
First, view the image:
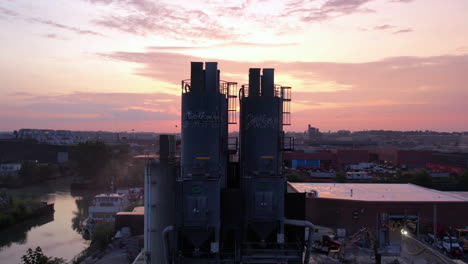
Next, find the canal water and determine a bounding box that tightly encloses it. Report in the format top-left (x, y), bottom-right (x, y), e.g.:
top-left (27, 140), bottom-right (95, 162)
top-left (0, 178), bottom-right (95, 263)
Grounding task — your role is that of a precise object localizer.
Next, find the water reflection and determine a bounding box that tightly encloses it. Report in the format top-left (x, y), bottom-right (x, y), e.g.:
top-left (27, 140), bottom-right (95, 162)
top-left (71, 192), bottom-right (93, 236)
top-left (0, 214), bottom-right (54, 249)
top-left (0, 179), bottom-right (95, 263)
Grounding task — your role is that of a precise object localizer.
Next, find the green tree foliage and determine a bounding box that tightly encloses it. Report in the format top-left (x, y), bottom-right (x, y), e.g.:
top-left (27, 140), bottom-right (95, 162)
top-left (286, 172), bottom-right (301, 182)
top-left (0, 213), bottom-right (14, 228)
top-left (91, 223), bottom-right (114, 250)
top-left (73, 141), bottom-right (111, 182)
top-left (335, 171), bottom-right (347, 183)
top-left (459, 171), bottom-right (468, 185)
top-left (410, 170), bottom-right (432, 188)
top-left (0, 192), bottom-right (45, 229)
top-left (21, 247), bottom-right (65, 264)
top-left (19, 161), bottom-right (40, 183)
top-left (18, 162), bottom-right (56, 184)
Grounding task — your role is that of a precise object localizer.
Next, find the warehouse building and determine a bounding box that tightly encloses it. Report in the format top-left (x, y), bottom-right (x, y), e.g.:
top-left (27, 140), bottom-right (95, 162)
top-left (369, 149), bottom-right (434, 169)
top-left (284, 149), bottom-right (369, 169)
top-left (288, 182), bottom-right (468, 247)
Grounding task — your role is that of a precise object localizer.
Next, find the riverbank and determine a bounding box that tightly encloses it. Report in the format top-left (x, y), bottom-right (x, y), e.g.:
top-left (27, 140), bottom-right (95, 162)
top-left (0, 178), bottom-right (92, 263)
top-left (73, 234), bottom-right (143, 264)
top-left (0, 192), bottom-right (54, 230)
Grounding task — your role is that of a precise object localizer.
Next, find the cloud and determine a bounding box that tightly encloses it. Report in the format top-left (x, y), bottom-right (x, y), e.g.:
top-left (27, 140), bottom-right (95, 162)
top-left (97, 50), bottom-right (468, 131)
top-left (88, 0), bottom-right (237, 41)
top-left (361, 24), bottom-right (411, 34)
top-left (393, 28), bottom-right (413, 34)
top-left (3, 92), bottom-right (180, 122)
top-left (40, 33), bottom-right (68, 40)
top-left (0, 6), bottom-right (18, 17)
top-left (369, 25), bottom-right (413, 34)
top-left (84, 0), bottom-right (378, 41)
top-left (3, 52), bottom-right (468, 131)
top-left (43, 33), bottom-right (58, 39)
top-left (28, 18), bottom-right (104, 36)
top-left (148, 42), bottom-right (298, 51)
top-left (1, 92), bottom-right (182, 131)
top-left (389, 0), bottom-right (414, 3)
top-left (374, 24), bottom-right (394, 30)
top-left (0, 6), bottom-right (103, 37)
top-left (456, 46), bottom-right (468, 54)
top-left (8, 92), bottom-right (33, 97)
top-left (285, 0), bottom-right (375, 22)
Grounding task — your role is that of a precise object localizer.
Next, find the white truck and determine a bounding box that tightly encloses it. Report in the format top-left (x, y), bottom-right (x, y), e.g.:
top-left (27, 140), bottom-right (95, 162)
top-left (428, 234), bottom-right (463, 257)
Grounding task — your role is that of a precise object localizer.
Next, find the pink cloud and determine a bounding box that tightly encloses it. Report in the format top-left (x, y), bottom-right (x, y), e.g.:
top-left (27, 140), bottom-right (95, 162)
top-left (374, 24), bottom-right (395, 30)
top-left (0, 6), bottom-right (104, 37)
top-left (88, 0), bottom-right (237, 40)
top-left (0, 92), bottom-right (181, 132)
top-left (83, 0), bottom-right (385, 41)
top-left (393, 28), bottom-right (414, 34)
top-left (28, 18), bottom-right (104, 36)
top-left (97, 51), bottom-right (468, 132)
top-left (285, 0), bottom-right (375, 22)
top-left (8, 92), bottom-right (33, 97)
top-left (0, 6), bottom-right (18, 17)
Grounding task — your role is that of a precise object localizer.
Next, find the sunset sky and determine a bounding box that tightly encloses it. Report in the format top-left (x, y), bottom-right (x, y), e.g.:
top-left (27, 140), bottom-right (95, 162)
top-left (1, 0), bottom-right (467, 132)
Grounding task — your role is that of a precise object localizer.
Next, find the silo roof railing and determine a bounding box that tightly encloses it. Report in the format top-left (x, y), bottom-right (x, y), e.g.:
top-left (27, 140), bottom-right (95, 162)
top-left (181, 79), bottom-right (237, 96)
top-left (240, 84), bottom-right (290, 99)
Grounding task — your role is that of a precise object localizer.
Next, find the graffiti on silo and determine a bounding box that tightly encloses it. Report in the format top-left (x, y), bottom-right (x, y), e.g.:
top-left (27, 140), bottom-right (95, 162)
top-left (245, 113), bottom-right (279, 129)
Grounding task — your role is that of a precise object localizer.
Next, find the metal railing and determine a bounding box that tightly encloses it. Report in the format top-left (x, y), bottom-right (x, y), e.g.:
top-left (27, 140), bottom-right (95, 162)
top-left (181, 79), bottom-right (238, 124)
top-left (282, 86), bottom-right (292, 126)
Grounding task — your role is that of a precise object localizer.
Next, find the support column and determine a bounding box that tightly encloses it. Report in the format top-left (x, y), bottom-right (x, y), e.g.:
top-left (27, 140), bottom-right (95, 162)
top-left (433, 203), bottom-right (437, 245)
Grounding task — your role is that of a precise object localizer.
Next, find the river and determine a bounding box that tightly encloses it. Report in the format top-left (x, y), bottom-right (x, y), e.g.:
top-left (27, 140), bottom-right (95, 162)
top-left (0, 178), bottom-right (96, 263)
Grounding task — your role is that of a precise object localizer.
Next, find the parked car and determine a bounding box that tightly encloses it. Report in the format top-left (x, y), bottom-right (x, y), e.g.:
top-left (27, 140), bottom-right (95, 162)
top-left (436, 236), bottom-right (463, 257)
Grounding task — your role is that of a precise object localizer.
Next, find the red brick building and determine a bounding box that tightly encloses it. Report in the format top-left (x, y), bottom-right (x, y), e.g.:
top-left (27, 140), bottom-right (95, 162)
top-left (369, 149), bottom-right (434, 169)
top-left (288, 183), bottom-right (468, 246)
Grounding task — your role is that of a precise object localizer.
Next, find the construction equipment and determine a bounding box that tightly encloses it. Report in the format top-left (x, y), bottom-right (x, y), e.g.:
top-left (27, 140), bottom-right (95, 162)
top-left (455, 229), bottom-right (468, 252)
top-left (312, 233), bottom-right (341, 253)
top-left (337, 227), bottom-right (381, 264)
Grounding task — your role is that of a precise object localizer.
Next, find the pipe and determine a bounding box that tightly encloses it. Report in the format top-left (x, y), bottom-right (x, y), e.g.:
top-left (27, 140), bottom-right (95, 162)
top-left (284, 219), bottom-right (315, 264)
top-left (261, 68), bottom-right (274, 97)
top-left (162, 225), bottom-right (174, 264)
top-left (248, 68), bottom-right (261, 97)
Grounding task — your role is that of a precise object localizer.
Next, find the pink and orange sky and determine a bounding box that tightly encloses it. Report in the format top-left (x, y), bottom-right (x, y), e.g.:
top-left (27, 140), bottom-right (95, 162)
top-left (1, 0), bottom-right (467, 133)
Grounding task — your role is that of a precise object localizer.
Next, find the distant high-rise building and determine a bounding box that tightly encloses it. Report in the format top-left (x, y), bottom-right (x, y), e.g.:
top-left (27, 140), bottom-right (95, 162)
top-left (308, 124), bottom-right (321, 143)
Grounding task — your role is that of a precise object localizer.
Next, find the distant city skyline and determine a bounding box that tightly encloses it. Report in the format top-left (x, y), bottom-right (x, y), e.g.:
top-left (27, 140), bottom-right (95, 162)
top-left (1, 0), bottom-right (467, 132)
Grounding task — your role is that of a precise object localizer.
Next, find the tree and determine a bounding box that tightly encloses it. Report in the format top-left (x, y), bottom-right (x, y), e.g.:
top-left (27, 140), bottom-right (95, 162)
top-left (286, 172), bottom-right (301, 182)
top-left (92, 223), bottom-right (114, 250)
top-left (21, 247), bottom-right (65, 264)
top-left (73, 141), bottom-right (112, 183)
top-left (19, 161), bottom-right (40, 183)
top-left (335, 171), bottom-right (347, 183)
top-left (410, 170), bottom-right (432, 188)
top-left (18, 162), bottom-right (55, 184)
top-left (459, 171), bottom-right (468, 185)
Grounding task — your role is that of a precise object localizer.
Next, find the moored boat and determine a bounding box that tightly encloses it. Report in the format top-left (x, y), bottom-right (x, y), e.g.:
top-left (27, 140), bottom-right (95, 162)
top-left (83, 193), bottom-right (129, 237)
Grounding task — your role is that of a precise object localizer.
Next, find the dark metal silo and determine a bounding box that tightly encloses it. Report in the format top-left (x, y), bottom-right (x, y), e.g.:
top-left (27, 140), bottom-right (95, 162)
top-left (176, 62), bottom-right (229, 263)
top-left (239, 68), bottom-right (289, 258)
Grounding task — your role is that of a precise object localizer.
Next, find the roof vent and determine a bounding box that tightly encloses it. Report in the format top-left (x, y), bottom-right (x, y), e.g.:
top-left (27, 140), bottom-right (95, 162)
top-left (306, 189), bottom-right (318, 198)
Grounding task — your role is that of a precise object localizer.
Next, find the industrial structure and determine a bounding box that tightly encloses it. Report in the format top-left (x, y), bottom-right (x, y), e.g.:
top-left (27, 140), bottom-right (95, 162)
top-left (289, 182), bottom-right (468, 248)
top-left (145, 62), bottom-right (313, 264)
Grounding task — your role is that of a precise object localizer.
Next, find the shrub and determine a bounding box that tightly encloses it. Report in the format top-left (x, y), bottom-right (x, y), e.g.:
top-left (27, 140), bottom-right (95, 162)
top-left (20, 247), bottom-right (66, 264)
top-left (91, 223), bottom-right (114, 250)
top-left (410, 170), bottom-right (432, 188)
top-left (286, 172), bottom-right (302, 182)
top-left (335, 171), bottom-right (347, 183)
